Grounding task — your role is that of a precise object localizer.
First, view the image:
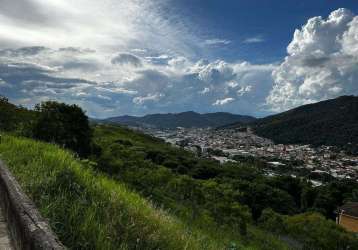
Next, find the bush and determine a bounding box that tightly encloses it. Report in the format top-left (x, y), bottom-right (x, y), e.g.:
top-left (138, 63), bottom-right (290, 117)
top-left (259, 210), bottom-right (358, 250)
top-left (258, 208), bottom-right (286, 234)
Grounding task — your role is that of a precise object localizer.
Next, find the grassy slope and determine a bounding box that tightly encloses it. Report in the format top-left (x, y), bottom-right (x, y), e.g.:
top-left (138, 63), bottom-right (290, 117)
top-left (0, 134), bottom-right (231, 250)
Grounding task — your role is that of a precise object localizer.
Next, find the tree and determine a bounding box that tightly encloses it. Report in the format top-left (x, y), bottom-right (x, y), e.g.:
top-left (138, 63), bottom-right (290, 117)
top-left (0, 96), bottom-right (37, 134)
top-left (33, 101), bottom-right (93, 157)
top-left (285, 212), bottom-right (358, 250)
top-left (258, 208), bottom-right (286, 234)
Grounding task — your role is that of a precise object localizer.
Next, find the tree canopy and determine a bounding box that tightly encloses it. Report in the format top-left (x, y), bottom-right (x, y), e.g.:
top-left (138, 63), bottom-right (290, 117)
top-left (33, 101), bottom-right (93, 156)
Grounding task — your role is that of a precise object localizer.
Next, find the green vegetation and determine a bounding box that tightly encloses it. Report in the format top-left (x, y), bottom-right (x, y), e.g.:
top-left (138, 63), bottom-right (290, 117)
top-left (252, 95), bottom-right (358, 154)
top-left (0, 96), bottom-right (36, 135)
top-left (0, 134), bottom-right (231, 250)
top-left (92, 124), bottom-right (358, 249)
top-left (32, 101), bottom-right (95, 157)
top-left (1, 96), bottom-right (357, 249)
top-left (260, 209), bottom-right (358, 250)
top-left (0, 97), bottom-right (97, 157)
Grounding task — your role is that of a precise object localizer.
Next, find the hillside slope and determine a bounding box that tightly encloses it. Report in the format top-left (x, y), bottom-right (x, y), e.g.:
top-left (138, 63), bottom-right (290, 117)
top-left (251, 96), bottom-right (358, 153)
top-left (105, 111), bottom-right (256, 128)
top-left (92, 124), bottom-right (358, 250)
top-left (0, 134), bottom-right (231, 250)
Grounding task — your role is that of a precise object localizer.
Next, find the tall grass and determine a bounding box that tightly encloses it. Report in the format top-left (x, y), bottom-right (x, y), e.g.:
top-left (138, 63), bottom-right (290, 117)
top-left (0, 134), bottom-right (231, 249)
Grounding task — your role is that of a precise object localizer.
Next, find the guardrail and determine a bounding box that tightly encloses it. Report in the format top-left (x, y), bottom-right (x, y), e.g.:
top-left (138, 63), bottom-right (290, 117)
top-left (0, 159), bottom-right (65, 250)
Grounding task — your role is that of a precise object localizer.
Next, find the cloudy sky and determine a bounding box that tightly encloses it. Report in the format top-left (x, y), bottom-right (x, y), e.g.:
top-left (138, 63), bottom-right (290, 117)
top-left (1, 0), bottom-right (358, 118)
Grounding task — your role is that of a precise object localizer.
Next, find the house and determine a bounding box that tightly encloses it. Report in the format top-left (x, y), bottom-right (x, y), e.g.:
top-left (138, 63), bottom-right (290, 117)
top-left (336, 202), bottom-right (358, 233)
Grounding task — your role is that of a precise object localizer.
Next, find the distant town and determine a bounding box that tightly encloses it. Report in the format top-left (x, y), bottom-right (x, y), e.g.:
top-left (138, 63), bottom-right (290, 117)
top-left (135, 126), bottom-right (358, 187)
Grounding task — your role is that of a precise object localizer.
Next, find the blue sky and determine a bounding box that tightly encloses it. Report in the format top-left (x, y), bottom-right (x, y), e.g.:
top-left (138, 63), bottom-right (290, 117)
top-left (0, 0), bottom-right (358, 118)
top-left (162, 0), bottom-right (358, 61)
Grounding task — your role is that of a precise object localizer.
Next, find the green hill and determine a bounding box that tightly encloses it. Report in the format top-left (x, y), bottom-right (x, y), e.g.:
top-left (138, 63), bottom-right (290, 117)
top-left (105, 111), bottom-right (256, 129)
top-left (91, 124), bottom-right (358, 250)
top-left (252, 96), bottom-right (358, 154)
top-left (0, 134), bottom-right (231, 249)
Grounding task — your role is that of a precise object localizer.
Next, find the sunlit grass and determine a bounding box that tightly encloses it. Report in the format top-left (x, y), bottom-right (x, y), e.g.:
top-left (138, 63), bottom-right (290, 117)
top-left (0, 134), bottom-right (230, 249)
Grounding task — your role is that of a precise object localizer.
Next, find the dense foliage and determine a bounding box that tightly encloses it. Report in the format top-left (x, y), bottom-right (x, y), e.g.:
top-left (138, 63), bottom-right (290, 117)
top-left (260, 209), bottom-right (358, 250)
top-left (33, 101), bottom-right (93, 157)
top-left (0, 96), bottom-right (36, 134)
top-left (0, 96), bottom-right (95, 157)
top-left (93, 124), bottom-right (358, 249)
top-left (251, 95), bottom-right (358, 154)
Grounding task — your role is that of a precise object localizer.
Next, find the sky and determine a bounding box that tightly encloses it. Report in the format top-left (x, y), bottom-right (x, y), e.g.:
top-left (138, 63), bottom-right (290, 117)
top-left (0, 0), bottom-right (358, 118)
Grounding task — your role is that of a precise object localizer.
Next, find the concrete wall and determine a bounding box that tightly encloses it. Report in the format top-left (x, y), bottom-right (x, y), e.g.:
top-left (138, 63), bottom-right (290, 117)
top-left (339, 214), bottom-right (358, 233)
top-left (0, 160), bottom-right (65, 250)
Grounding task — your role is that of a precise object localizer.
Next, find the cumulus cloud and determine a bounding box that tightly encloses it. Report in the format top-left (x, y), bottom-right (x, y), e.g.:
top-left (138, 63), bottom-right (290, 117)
top-left (0, 44), bottom-right (277, 116)
top-left (267, 8), bottom-right (358, 111)
top-left (8, 4), bottom-right (358, 117)
top-left (0, 0), bottom-right (281, 117)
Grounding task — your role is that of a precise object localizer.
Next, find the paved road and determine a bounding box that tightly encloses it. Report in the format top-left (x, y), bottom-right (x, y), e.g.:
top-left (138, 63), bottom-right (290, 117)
top-left (0, 206), bottom-right (13, 250)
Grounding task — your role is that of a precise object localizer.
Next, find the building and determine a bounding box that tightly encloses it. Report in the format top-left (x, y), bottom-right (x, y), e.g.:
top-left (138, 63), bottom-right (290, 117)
top-left (336, 202), bottom-right (358, 233)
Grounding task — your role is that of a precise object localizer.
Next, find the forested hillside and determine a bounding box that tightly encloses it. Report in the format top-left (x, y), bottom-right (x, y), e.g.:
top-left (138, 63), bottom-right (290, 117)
top-left (105, 111), bottom-right (256, 128)
top-left (251, 96), bottom-right (358, 154)
top-left (92, 124), bottom-right (358, 249)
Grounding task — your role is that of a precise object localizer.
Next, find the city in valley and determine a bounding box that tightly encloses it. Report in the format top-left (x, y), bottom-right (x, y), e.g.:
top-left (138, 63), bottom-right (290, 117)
top-left (137, 126), bottom-right (358, 187)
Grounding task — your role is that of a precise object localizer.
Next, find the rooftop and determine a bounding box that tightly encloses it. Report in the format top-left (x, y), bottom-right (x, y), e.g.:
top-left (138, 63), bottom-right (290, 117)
top-left (339, 202), bottom-right (358, 218)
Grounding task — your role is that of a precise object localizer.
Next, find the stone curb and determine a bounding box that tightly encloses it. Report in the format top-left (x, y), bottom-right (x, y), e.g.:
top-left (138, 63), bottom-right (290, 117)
top-left (0, 159), bottom-right (65, 250)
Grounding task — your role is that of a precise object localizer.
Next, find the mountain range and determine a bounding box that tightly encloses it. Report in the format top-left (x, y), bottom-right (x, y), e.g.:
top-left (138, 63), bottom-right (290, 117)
top-left (104, 96), bottom-right (358, 154)
top-left (104, 111), bottom-right (256, 129)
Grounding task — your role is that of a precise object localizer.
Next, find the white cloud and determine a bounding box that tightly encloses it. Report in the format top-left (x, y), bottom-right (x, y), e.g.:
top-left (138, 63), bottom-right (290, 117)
top-left (199, 87), bottom-right (210, 94)
top-left (227, 81), bottom-right (239, 88)
top-left (204, 39), bottom-right (231, 46)
top-left (133, 93), bottom-right (164, 105)
top-left (8, 4), bottom-right (358, 117)
top-left (267, 8), bottom-right (358, 111)
top-left (0, 41), bottom-right (276, 117)
top-left (0, 0), bottom-right (202, 58)
top-left (243, 36), bottom-right (265, 43)
top-left (131, 48), bottom-right (147, 53)
top-left (192, 60), bottom-right (235, 83)
top-left (237, 86), bottom-right (252, 96)
top-left (0, 0), bottom-right (279, 117)
top-left (213, 97), bottom-right (235, 106)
